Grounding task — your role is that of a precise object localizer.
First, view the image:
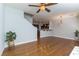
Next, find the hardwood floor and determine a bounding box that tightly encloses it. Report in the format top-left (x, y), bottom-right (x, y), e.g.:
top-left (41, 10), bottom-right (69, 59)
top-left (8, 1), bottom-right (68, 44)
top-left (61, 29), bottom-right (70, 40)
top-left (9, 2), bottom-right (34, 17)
top-left (2, 36), bottom-right (76, 56)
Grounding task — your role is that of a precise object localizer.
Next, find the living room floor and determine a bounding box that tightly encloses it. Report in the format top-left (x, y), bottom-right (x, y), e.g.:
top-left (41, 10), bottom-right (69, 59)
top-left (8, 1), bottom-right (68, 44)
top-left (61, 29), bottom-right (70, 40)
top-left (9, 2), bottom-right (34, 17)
top-left (2, 36), bottom-right (76, 56)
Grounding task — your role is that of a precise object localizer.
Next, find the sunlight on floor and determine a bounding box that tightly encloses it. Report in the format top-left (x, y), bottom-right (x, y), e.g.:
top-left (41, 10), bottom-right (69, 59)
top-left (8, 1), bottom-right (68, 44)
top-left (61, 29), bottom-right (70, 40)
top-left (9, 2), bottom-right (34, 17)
top-left (70, 46), bottom-right (79, 56)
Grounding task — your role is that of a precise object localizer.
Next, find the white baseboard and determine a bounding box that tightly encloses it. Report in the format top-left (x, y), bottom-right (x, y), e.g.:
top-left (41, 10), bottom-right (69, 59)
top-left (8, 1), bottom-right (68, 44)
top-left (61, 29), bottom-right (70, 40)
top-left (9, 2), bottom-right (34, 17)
top-left (15, 40), bottom-right (36, 46)
top-left (5, 39), bottom-right (37, 48)
top-left (41, 35), bottom-right (74, 40)
top-left (54, 36), bottom-right (74, 40)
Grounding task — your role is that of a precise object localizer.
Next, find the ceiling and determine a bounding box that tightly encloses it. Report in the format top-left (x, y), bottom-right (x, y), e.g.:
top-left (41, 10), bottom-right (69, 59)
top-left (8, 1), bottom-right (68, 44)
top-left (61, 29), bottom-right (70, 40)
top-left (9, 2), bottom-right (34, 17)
top-left (4, 3), bottom-right (79, 21)
top-left (4, 3), bottom-right (79, 14)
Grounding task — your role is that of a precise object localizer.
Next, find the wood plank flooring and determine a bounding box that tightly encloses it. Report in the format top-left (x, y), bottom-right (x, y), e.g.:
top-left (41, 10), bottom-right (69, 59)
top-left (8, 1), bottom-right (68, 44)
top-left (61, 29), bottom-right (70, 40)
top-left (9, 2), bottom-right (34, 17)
top-left (2, 36), bottom-right (76, 56)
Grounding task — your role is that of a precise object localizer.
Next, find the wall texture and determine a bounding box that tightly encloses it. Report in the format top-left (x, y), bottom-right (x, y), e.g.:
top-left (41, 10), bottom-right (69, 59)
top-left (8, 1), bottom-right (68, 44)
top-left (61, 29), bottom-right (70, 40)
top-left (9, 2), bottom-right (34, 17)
top-left (4, 6), bottom-right (37, 47)
top-left (40, 14), bottom-right (78, 39)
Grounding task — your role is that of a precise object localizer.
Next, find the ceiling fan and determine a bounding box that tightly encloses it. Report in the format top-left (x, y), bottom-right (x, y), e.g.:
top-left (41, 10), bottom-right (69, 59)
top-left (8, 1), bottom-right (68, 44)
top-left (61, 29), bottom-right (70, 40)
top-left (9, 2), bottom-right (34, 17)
top-left (28, 3), bottom-right (57, 13)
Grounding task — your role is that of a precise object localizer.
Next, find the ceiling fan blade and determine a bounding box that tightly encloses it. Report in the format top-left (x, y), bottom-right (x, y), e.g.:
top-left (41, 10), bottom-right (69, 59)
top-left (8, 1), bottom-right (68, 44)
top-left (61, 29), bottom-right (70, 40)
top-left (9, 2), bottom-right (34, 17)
top-left (45, 8), bottom-right (50, 12)
top-left (36, 9), bottom-right (40, 13)
top-left (45, 3), bottom-right (58, 6)
top-left (29, 5), bottom-right (39, 7)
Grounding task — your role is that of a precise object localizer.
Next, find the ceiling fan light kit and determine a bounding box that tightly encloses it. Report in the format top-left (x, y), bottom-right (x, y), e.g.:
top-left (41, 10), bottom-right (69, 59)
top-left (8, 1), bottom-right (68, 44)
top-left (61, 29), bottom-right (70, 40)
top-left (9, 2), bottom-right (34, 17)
top-left (40, 5), bottom-right (45, 11)
top-left (29, 3), bottom-right (57, 13)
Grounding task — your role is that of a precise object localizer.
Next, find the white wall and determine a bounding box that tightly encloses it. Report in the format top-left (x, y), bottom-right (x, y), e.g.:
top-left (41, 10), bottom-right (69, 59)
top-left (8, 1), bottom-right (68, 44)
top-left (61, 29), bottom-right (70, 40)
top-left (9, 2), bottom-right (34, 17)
top-left (40, 14), bottom-right (78, 39)
top-left (4, 6), bottom-right (37, 47)
top-left (0, 4), bottom-right (5, 55)
top-left (41, 30), bottom-right (53, 37)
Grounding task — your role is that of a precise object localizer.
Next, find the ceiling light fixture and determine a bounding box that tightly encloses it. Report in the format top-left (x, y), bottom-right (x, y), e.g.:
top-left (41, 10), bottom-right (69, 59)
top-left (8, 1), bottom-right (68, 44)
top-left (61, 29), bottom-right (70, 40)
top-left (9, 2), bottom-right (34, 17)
top-left (40, 5), bottom-right (45, 11)
top-left (40, 3), bottom-right (45, 11)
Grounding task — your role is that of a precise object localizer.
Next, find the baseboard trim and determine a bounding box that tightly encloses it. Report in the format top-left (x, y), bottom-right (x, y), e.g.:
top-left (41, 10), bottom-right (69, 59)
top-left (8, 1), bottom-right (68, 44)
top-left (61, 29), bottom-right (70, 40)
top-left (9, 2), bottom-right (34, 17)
top-left (41, 36), bottom-right (74, 40)
top-left (52, 36), bottom-right (75, 40)
top-left (5, 39), bottom-right (37, 48)
top-left (56, 36), bottom-right (73, 40)
top-left (15, 40), bottom-right (36, 46)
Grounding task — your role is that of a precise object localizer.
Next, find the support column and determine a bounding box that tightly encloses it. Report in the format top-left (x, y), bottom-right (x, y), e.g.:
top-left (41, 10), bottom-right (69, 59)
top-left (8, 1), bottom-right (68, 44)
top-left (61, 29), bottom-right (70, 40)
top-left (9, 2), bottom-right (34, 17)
top-left (37, 25), bottom-right (40, 42)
